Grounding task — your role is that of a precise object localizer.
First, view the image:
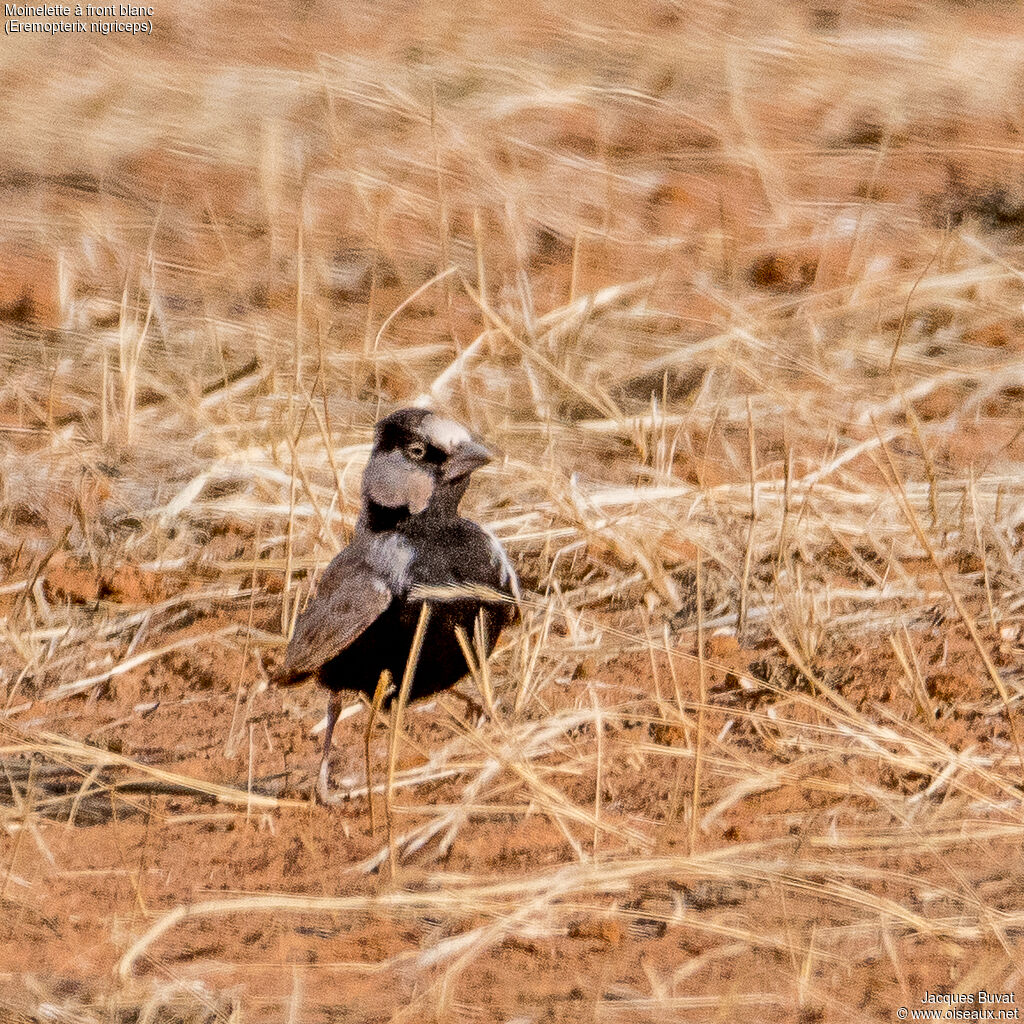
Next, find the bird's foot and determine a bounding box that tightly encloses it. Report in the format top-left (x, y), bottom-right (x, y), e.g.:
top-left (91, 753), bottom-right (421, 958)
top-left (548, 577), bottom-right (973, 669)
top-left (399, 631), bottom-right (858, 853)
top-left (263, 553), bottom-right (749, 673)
top-left (315, 762), bottom-right (347, 805)
top-left (445, 690), bottom-right (490, 726)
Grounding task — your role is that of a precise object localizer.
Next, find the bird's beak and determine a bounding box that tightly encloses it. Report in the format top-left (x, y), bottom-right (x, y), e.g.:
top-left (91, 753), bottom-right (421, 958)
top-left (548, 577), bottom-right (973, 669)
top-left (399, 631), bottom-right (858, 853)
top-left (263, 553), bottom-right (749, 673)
top-left (443, 439), bottom-right (493, 481)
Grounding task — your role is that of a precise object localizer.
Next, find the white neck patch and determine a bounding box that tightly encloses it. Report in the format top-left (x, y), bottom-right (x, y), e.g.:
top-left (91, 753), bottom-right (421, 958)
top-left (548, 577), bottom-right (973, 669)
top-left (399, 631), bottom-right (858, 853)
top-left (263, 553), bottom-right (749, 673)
top-left (421, 413), bottom-right (471, 453)
top-left (365, 532), bottom-right (415, 591)
top-left (481, 524), bottom-right (520, 600)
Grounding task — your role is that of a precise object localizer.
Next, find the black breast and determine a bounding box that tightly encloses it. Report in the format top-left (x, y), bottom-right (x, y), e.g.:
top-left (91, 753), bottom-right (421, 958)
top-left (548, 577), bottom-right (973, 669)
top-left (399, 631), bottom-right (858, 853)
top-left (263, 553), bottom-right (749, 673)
top-left (317, 518), bottom-right (516, 705)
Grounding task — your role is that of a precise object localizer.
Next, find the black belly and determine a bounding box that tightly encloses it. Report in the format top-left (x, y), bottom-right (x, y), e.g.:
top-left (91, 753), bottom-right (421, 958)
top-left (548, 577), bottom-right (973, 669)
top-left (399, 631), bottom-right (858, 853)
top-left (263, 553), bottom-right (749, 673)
top-left (317, 595), bottom-right (511, 706)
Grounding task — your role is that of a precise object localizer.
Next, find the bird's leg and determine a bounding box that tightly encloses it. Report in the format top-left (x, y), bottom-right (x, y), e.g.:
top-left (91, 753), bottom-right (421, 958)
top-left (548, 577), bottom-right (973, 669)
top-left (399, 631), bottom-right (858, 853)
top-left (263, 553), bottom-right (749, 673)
top-left (365, 669), bottom-right (393, 835)
top-left (386, 603), bottom-right (432, 876)
top-left (316, 691), bottom-right (344, 804)
top-left (452, 623), bottom-right (490, 723)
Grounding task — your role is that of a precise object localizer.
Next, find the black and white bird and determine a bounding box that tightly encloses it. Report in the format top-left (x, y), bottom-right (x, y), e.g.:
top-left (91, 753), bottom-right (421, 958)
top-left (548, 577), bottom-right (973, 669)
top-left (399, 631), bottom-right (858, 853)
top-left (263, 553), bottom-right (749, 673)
top-left (273, 408), bottom-right (519, 804)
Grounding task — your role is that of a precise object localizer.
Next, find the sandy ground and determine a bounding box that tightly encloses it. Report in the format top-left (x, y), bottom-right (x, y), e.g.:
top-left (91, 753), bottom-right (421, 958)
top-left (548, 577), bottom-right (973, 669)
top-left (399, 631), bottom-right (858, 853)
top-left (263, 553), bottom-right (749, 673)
top-left (2, 602), bottom-right (1023, 1019)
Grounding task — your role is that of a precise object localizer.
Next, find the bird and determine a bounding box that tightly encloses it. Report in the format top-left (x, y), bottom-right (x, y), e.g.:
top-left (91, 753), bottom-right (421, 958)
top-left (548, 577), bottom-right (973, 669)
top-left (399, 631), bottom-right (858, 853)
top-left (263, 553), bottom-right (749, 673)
top-left (273, 408), bottom-right (519, 809)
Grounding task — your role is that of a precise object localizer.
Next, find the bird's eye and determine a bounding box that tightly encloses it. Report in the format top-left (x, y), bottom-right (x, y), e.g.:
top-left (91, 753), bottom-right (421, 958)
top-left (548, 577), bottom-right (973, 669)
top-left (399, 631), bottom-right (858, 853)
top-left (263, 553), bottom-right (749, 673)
top-left (407, 441), bottom-right (427, 461)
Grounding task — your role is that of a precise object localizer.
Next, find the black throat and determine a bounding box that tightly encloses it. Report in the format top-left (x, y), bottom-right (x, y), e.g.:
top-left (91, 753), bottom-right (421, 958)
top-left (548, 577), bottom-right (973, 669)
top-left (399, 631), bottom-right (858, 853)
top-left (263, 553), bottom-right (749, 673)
top-left (360, 499), bottom-right (415, 533)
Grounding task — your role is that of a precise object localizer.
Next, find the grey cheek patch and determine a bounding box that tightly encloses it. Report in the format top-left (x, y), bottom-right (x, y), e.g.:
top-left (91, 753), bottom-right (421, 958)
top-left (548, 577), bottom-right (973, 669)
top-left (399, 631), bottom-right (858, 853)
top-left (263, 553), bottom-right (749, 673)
top-left (364, 451), bottom-right (435, 513)
top-left (405, 471), bottom-right (434, 513)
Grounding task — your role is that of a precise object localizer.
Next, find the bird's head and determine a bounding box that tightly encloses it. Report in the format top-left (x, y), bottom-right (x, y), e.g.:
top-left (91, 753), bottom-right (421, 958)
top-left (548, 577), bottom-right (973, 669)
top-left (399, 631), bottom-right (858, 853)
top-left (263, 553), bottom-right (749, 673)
top-left (360, 408), bottom-right (494, 526)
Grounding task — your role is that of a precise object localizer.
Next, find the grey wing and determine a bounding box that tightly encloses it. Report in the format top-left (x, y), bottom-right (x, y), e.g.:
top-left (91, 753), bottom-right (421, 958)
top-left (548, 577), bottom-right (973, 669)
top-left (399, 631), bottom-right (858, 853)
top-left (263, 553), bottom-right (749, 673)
top-left (274, 548), bottom-right (392, 684)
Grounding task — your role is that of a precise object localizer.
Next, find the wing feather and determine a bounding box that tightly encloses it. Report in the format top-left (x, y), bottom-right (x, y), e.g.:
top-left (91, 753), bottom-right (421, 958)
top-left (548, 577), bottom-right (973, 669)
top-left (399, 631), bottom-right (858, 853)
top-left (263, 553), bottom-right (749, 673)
top-left (274, 548), bottom-right (392, 684)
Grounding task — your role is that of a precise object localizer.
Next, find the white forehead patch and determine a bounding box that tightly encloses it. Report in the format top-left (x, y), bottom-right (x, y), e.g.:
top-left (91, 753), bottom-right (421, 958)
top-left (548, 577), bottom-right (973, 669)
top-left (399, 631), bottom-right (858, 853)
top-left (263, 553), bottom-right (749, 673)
top-left (421, 413), bottom-right (471, 453)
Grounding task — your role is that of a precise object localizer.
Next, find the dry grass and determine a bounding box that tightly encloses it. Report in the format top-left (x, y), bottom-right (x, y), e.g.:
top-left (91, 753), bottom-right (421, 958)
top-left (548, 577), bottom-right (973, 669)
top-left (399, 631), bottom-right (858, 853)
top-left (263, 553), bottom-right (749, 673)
top-left (2, 0), bottom-right (1024, 1019)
